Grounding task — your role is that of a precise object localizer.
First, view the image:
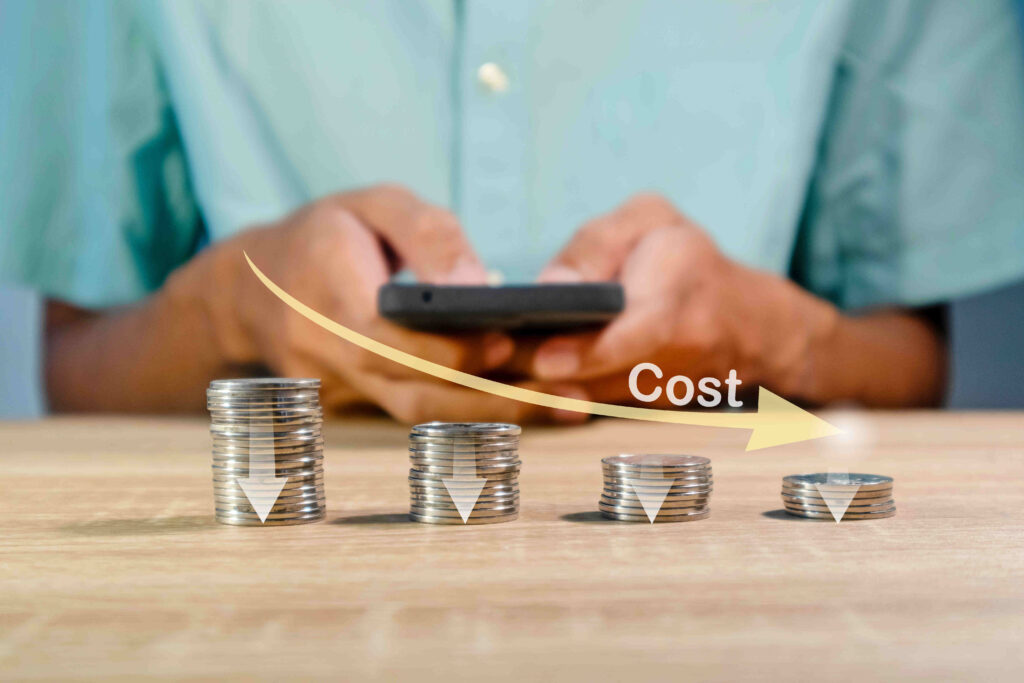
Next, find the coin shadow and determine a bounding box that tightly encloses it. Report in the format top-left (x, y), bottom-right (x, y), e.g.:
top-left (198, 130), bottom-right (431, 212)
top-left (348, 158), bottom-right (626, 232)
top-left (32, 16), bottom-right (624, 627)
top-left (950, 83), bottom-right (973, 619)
top-left (59, 515), bottom-right (219, 536)
top-left (560, 511), bottom-right (609, 524)
top-left (761, 508), bottom-right (823, 522)
top-left (331, 513), bottom-right (411, 525)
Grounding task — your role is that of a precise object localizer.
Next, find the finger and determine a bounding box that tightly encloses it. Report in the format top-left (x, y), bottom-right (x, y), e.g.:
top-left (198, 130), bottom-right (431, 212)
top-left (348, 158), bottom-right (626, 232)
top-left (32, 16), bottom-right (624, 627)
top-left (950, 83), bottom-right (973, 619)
top-left (336, 185), bottom-right (488, 284)
top-left (361, 320), bottom-right (515, 378)
top-left (357, 373), bottom-right (591, 425)
top-left (531, 303), bottom-right (665, 381)
top-left (537, 193), bottom-right (683, 282)
top-left (321, 211), bottom-right (514, 379)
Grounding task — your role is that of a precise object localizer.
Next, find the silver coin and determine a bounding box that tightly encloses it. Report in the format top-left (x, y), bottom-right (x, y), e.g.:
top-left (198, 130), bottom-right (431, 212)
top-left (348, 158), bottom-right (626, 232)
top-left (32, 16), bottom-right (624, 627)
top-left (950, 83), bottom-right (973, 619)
top-left (214, 494), bottom-right (326, 509)
top-left (212, 443), bottom-right (324, 456)
top-left (211, 457), bottom-right (324, 469)
top-left (215, 505), bottom-right (326, 520)
top-left (410, 488), bottom-right (519, 502)
top-left (212, 450), bottom-right (323, 461)
top-left (409, 511), bottom-right (518, 525)
top-left (212, 477), bottom-right (324, 490)
top-left (209, 377), bottom-right (320, 390)
top-left (207, 391), bottom-right (320, 403)
top-left (781, 493), bottom-right (894, 507)
top-left (212, 469), bottom-right (323, 482)
top-left (210, 416), bottom-right (322, 429)
top-left (598, 471), bottom-right (712, 481)
top-left (600, 508), bottom-right (710, 523)
top-left (214, 483), bottom-right (325, 499)
top-left (207, 401), bottom-right (320, 413)
top-left (603, 474), bottom-right (712, 486)
top-left (215, 509), bottom-right (323, 520)
top-left (409, 483), bottom-right (519, 497)
top-left (211, 459), bottom-right (323, 472)
top-left (783, 499), bottom-right (896, 512)
top-left (408, 470), bottom-right (518, 483)
top-left (602, 454), bottom-right (710, 469)
top-left (214, 440), bottom-right (325, 450)
top-left (599, 499), bottom-right (709, 513)
top-left (214, 487), bottom-right (325, 503)
top-left (603, 481), bottom-right (713, 494)
top-left (211, 423), bottom-right (322, 437)
top-left (601, 484), bottom-right (712, 498)
top-left (208, 392), bottom-right (320, 401)
top-left (209, 403), bottom-right (323, 414)
top-left (409, 447), bottom-right (520, 458)
top-left (782, 498), bottom-right (895, 511)
top-left (783, 473), bottom-right (893, 491)
top-left (215, 505), bottom-right (326, 519)
top-left (784, 507), bottom-right (897, 520)
top-left (409, 460), bottom-right (520, 470)
top-left (409, 502), bottom-right (518, 516)
top-left (211, 439), bottom-right (324, 451)
top-left (410, 462), bottom-right (520, 476)
top-left (409, 499), bottom-right (520, 513)
top-left (599, 495), bottom-right (708, 510)
top-left (411, 422), bottom-right (521, 438)
top-left (780, 486), bottom-right (892, 500)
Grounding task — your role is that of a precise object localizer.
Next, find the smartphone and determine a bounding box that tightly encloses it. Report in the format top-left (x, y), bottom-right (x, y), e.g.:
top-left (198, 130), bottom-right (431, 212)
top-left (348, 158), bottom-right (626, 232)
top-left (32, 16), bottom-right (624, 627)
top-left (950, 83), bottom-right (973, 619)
top-left (378, 282), bottom-right (624, 331)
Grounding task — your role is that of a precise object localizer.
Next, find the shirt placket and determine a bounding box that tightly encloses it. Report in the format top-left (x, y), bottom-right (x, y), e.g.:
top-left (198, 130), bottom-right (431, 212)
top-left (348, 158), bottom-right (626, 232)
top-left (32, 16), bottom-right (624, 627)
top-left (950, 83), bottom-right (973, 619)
top-left (455, 0), bottom-right (532, 282)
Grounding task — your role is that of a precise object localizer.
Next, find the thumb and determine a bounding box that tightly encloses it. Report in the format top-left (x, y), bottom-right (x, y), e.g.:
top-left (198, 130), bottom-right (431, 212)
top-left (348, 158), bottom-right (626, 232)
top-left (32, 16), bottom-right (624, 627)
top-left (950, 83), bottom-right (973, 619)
top-left (538, 193), bottom-right (684, 283)
top-left (336, 185), bottom-right (488, 284)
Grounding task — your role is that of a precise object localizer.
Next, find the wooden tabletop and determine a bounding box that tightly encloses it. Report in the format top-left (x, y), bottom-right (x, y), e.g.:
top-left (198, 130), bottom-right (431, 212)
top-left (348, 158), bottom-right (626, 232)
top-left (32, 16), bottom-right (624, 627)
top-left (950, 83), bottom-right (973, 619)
top-left (1, 413), bottom-right (1023, 681)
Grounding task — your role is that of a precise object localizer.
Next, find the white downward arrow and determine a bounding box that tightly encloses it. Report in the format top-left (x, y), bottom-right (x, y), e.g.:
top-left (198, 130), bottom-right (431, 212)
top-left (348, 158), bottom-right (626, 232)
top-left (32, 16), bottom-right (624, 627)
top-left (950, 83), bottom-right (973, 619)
top-left (630, 463), bottom-right (673, 523)
top-left (442, 455), bottom-right (486, 523)
top-left (237, 423), bottom-right (289, 523)
top-left (812, 469), bottom-right (860, 523)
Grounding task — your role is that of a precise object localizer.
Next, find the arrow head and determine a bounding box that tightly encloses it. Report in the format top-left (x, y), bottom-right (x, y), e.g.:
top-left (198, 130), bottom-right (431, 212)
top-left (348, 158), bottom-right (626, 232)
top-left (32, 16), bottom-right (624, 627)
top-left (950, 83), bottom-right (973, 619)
top-left (630, 481), bottom-right (674, 523)
top-left (238, 477), bottom-right (289, 523)
top-left (812, 481), bottom-right (861, 523)
top-left (745, 387), bottom-right (843, 451)
top-left (441, 478), bottom-right (487, 523)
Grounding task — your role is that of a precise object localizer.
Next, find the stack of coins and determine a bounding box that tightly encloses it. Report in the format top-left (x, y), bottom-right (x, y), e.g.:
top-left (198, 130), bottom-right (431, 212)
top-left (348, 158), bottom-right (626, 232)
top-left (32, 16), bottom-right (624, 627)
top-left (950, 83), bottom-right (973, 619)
top-left (207, 378), bottom-right (326, 526)
top-left (600, 454), bottom-right (713, 523)
top-left (408, 423), bottom-right (521, 525)
top-left (781, 473), bottom-right (895, 520)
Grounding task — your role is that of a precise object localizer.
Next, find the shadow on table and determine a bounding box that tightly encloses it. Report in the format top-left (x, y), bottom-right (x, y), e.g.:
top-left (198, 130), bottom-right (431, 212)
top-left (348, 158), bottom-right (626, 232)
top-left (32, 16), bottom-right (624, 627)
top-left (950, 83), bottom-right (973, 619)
top-left (560, 511), bottom-right (608, 524)
top-left (59, 515), bottom-right (218, 536)
top-left (761, 508), bottom-right (822, 522)
top-left (331, 512), bottom-right (411, 525)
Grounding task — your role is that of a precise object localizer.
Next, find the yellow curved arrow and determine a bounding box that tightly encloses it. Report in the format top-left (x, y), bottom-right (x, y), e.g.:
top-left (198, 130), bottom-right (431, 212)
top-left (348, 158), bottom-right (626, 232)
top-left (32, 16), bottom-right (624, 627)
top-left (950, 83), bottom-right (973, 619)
top-left (245, 254), bottom-right (841, 450)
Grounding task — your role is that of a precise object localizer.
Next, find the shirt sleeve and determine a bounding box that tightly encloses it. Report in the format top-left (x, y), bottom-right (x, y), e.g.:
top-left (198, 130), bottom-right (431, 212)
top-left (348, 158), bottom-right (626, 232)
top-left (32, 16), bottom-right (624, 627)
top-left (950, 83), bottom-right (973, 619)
top-left (792, 0), bottom-right (1024, 310)
top-left (0, 0), bottom-right (201, 308)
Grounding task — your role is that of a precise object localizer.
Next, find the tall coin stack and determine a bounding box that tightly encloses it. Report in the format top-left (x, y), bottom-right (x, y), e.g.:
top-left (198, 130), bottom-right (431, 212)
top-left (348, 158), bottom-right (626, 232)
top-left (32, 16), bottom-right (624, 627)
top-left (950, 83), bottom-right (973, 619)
top-left (781, 473), bottom-right (895, 520)
top-left (207, 378), bottom-right (326, 526)
top-left (600, 454), bottom-right (713, 523)
top-left (409, 422), bottom-right (521, 525)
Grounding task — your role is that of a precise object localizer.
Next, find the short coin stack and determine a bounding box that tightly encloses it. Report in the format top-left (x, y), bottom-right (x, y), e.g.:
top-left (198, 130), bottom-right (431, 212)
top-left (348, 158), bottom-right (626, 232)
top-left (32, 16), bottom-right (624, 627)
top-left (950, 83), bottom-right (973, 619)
top-left (600, 454), bottom-right (713, 523)
top-left (781, 473), bottom-right (895, 520)
top-left (409, 422), bottom-right (521, 525)
top-left (207, 378), bottom-right (326, 526)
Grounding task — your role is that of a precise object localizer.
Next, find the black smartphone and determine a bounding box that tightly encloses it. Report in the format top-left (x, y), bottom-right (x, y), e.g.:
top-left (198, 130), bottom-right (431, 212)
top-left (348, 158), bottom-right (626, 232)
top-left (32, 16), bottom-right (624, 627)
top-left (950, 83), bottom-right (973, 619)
top-left (378, 283), bottom-right (624, 331)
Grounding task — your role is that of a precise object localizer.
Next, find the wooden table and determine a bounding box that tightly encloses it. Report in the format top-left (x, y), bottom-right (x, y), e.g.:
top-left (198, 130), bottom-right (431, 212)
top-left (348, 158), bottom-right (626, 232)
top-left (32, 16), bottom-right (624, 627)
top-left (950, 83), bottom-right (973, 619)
top-left (1, 413), bottom-right (1023, 681)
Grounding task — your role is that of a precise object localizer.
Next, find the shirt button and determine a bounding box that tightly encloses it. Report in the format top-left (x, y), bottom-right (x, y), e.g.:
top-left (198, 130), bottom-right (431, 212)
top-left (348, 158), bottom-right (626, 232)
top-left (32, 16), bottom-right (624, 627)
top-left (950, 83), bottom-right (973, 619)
top-left (477, 62), bottom-right (510, 93)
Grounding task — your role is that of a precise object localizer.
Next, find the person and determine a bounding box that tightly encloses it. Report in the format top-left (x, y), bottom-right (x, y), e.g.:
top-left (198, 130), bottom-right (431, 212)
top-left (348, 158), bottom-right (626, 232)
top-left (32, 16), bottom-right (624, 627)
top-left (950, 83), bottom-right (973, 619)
top-left (2, 0), bottom-right (1023, 423)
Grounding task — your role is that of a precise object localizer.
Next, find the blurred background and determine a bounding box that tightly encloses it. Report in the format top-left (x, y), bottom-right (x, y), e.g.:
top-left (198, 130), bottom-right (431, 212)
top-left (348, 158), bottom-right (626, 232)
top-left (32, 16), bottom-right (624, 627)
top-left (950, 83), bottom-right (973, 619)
top-left (1, 0), bottom-right (1022, 418)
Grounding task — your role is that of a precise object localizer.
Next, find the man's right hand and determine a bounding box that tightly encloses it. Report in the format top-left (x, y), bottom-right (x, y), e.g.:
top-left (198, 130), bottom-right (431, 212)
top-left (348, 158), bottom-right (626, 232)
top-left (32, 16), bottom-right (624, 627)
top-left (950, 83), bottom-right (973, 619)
top-left (168, 185), bottom-right (582, 423)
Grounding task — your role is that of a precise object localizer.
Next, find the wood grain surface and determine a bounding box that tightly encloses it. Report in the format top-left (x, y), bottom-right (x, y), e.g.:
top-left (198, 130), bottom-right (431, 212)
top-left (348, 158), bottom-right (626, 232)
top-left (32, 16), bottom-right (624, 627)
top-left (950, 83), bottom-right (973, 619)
top-left (1, 413), bottom-right (1022, 681)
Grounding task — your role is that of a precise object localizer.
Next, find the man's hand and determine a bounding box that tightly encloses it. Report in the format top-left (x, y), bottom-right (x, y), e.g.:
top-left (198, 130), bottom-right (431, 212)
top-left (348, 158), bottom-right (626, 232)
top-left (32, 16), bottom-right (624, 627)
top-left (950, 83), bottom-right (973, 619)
top-left (526, 194), bottom-right (945, 408)
top-left (48, 185), bottom-right (586, 422)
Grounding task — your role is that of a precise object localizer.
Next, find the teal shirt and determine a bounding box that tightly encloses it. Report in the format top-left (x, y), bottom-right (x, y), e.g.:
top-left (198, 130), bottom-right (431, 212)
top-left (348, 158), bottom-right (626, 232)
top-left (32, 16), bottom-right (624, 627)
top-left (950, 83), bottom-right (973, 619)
top-left (2, 0), bottom-right (1024, 309)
